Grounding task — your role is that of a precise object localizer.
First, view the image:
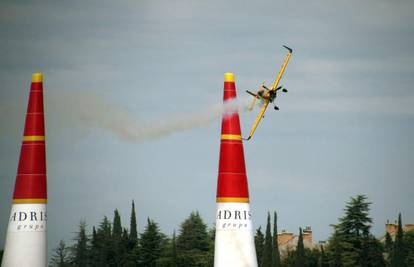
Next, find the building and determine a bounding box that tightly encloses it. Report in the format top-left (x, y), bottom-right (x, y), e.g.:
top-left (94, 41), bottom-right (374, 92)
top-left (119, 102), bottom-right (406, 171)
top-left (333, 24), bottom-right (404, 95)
top-left (385, 221), bottom-right (414, 236)
top-left (380, 220), bottom-right (414, 243)
top-left (277, 226), bottom-right (316, 258)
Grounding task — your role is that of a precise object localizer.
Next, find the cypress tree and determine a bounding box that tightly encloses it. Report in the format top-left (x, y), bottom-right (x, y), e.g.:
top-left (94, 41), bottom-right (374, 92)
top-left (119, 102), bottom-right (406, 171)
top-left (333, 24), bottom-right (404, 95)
top-left (295, 227), bottom-right (306, 267)
top-left (273, 212), bottom-right (281, 267)
top-left (113, 209), bottom-right (122, 239)
top-left (392, 213), bottom-right (406, 267)
top-left (130, 200), bottom-right (138, 245)
top-left (255, 226), bottom-right (265, 266)
top-left (262, 212), bottom-right (273, 267)
top-left (112, 209), bottom-right (123, 265)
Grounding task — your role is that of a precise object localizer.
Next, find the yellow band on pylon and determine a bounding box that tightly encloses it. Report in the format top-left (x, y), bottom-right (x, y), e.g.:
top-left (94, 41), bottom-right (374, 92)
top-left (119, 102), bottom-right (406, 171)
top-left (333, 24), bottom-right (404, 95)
top-left (32, 72), bottom-right (43, 83)
top-left (13, 199), bottom-right (48, 204)
top-left (224, 72), bottom-right (235, 82)
top-left (221, 134), bottom-right (242, 141)
top-left (217, 197), bottom-right (249, 203)
top-left (23, 135), bottom-right (45, 141)
top-left (32, 73), bottom-right (43, 83)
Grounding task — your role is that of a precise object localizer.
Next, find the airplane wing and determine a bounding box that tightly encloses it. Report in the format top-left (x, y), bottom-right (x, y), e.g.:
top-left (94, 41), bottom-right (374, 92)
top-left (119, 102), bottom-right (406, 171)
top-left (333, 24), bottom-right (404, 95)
top-left (244, 100), bottom-right (269, 140)
top-left (269, 46), bottom-right (293, 91)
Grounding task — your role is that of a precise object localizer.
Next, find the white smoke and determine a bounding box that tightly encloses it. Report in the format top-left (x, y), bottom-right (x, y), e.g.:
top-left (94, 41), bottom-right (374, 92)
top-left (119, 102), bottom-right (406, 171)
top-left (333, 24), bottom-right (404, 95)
top-left (45, 91), bottom-right (253, 141)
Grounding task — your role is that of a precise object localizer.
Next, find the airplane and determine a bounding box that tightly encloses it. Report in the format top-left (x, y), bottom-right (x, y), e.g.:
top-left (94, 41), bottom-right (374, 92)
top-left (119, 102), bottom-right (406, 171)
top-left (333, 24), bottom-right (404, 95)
top-left (243, 45), bottom-right (293, 141)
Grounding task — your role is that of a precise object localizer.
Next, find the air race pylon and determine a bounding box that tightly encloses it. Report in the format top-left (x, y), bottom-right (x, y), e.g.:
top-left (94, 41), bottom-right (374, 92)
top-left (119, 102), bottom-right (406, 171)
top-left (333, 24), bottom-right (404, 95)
top-left (214, 73), bottom-right (258, 267)
top-left (1, 73), bottom-right (47, 267)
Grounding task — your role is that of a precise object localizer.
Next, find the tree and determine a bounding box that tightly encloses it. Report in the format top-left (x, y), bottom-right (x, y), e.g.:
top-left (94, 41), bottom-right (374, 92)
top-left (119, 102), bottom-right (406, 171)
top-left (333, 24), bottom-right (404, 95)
top-left (305, 248), bottom-right (322, 267)
top-left (113, 209), bottom-right (122, 240)
top-left (118, 228), bottom-right (133, 266)
top-left (122, 242), bottom-right (140, 267)
top-left (326, 228), bottom-right (342, 267)
top-left (295, 228), bottom-right (307, 267)
top-left (384, 231), bottom-right (393, 265)
top-left (72, 221), bottom-right (89, 267)
top-left (319, 245), bottom-right (330, 267)
top-left (126, 201), bottom-right (139, 265)
top-left (206, 227), bottom-right (215, 267)
top-left (130, 200), bottom-right (138, 245)
top-left (273, 212), bottom-right (281, 267)
top-left (140, 218), bottom-right (164, 267)
top-left (89, 226), bottom-right (99, 266)
top-left (49, 240), bottom-right (71, 267)
top-left (325, 195), bottom-right (384, 267)
top-left (156, 236), bottom-right (174, 267)
top-left (363, 235), bottom-right (385, 267)
top-left (281, 228), bottom-right (310, 267)
top-left (262, 212), bottom-right (273, 267)
top-left (283, 249), bottom-right (297, 267)
top-left (112, 209), bottom-right (123, 266)
top-left (176, 211), bottom-right (210, 266)
top-left (91, 216), bottom-right (113, 267)
top-left (171, 230), bottom-right (178, 267)
top-left (404, 230), bottom-right (414, 266)
top-left (255, 226), bottom-right (265, 266)
top-left (392, 213), bottom-right (406, 267)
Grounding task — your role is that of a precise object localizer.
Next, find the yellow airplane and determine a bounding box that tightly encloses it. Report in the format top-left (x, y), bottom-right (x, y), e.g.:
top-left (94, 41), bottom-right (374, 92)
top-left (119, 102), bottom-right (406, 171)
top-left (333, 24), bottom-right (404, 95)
top-left (244, 45), bottom-right (293, 141)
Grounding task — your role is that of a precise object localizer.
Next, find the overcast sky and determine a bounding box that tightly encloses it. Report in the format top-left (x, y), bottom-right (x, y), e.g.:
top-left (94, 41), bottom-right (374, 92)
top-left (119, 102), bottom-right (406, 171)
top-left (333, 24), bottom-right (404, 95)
top-left (1, 0), bottom-right (413, 258)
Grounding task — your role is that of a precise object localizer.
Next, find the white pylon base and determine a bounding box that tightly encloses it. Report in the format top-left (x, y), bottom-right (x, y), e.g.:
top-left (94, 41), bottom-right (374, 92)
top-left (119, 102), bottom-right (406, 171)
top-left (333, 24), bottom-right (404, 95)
top-left (214, 202), bottom-right (258, 267)
top-left (1, 204), bottom-right (47, 267)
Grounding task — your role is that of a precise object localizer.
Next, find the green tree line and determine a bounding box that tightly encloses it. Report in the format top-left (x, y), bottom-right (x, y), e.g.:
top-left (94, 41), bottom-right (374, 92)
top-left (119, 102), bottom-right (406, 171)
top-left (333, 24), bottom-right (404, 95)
top-left (49, 201), bottom-right (214, 267)
top-left (47, 195), bottom-right (413, 267)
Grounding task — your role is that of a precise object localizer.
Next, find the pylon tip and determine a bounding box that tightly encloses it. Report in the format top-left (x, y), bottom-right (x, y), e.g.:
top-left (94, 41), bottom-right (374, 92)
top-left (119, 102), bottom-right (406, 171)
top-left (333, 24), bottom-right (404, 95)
top-left (224, 72), bottom-right (235, 82)
top-left (32, 73), bottom-right (43, 83)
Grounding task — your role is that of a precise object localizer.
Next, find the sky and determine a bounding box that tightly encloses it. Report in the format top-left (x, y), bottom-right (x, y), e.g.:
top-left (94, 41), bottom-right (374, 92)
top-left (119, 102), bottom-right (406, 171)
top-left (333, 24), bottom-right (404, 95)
top-left (1, 0), bottom-right (414, 258)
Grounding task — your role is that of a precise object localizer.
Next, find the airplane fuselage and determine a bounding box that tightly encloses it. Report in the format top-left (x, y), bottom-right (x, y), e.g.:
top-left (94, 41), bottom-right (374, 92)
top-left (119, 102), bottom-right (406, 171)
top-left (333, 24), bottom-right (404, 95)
top-left (261, 90), bottom-right (276, 103)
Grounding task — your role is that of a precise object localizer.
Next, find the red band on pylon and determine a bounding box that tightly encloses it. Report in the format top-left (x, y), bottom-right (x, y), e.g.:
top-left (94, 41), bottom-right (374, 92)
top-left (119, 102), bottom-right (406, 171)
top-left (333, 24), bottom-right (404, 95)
top-left (13, 74), bottom-right (47, 201)
top-left (216, 73), bottom-right (250, 201)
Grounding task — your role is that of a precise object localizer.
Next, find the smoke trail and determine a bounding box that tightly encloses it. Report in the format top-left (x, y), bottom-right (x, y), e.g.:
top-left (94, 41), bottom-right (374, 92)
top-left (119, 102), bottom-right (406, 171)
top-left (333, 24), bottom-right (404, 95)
top-left (45, 91), bottom-right (253, 141)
